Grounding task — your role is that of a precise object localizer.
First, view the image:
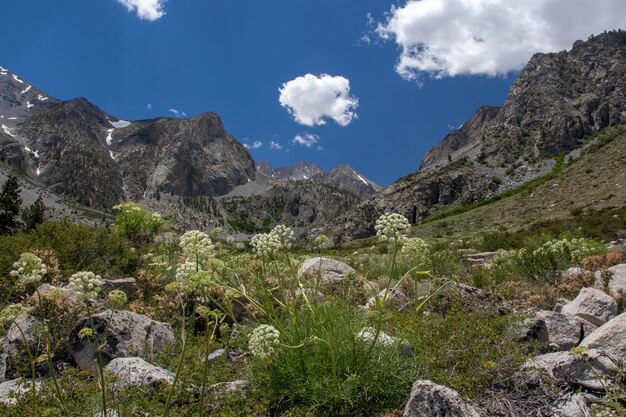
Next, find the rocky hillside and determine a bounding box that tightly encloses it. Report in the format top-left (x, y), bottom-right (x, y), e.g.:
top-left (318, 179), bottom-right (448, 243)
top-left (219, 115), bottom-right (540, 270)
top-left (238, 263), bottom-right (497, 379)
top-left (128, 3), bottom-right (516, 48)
top-left (258, 161), bottom-right (382, 199)
top-left (320, 31), bottom-right (626, 242)
top-left (0, 66), bottom-right (59, 127)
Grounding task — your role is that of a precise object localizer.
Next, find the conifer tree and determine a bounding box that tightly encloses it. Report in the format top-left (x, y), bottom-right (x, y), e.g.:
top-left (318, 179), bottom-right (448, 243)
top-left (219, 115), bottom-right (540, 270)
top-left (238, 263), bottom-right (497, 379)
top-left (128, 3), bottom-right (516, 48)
top-left (0, 174), bottom-right (22, 234)
top-left (22, 194), bottom-right (46, 231)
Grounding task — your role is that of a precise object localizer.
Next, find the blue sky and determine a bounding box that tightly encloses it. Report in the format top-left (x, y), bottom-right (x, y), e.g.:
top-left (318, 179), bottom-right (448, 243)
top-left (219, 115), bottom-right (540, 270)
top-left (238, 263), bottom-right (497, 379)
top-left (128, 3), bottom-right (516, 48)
top-left (1, 0), bottom-right (624, 186)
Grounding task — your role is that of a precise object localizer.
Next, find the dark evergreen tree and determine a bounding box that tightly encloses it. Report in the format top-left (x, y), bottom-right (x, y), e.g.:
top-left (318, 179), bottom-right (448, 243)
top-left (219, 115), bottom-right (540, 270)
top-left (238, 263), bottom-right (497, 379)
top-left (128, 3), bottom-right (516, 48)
top-left (0, 174), bottom-right (22, 234)
top-left (22, 194), bottom-right (46, 231)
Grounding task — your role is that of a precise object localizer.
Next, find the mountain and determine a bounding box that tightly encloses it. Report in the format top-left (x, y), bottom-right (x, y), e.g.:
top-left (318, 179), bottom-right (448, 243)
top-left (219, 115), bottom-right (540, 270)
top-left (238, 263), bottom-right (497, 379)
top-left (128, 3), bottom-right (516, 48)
top-left (257, 161), bottom-right (382, 199)
top-left (319, 31), bottom-right (626, 242)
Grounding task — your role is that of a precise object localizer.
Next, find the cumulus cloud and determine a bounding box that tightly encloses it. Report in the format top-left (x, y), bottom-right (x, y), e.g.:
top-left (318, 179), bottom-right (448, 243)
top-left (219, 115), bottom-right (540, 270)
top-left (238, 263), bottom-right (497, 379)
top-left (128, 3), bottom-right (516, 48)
top-left (270, 141), bottom-right (282, 150)
top-left (375, 0), bottom-right (626, 80)
top-left (168, 108), bottom-right (186, 117)
top-left (146, 103), bottom-right (153, 110)
top-left (117, 0), bottom-right (166, 21)
top-left (292, 133), bottom-right (320, 148)
top-left (252, 141), bottom-right (263, 149)
top-left (279, 74), bottom-right (358, 127)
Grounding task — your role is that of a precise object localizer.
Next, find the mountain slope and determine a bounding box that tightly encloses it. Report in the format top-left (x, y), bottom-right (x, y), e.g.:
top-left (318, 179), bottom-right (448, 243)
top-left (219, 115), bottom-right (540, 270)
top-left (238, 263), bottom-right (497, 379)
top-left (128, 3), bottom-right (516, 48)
top-left (0, 66), bottom-right (59, 127)
top-left (321, 31), bottom-right (626, 242)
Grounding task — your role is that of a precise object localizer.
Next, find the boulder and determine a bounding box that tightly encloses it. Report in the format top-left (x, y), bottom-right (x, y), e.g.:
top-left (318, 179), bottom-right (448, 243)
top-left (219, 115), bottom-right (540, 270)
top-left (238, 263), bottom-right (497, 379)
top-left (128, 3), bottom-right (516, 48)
top-left (560, 288), bottom-right (617, 326)
top-left (68, 310), bottom-right (175, 371)
top-left (403, 380), bottom-right (481, 417)
top-left (357, 327), bottom-right (412, 357)
top-left (297, 257), bottom-right (355, 285)
top-left (0, 378), bottom-right (42, 405)
top-left (550, 392), bottom-right (592, 417)
top-left (523, 349), bottom-right (617, 390)
top-left (102, 278), bottom-right (138, 297)
top-left (530, 309), bottom-right (596, 351)
top-left (1, 314), bottom-right (44, 358)
top-left (606, 264), bottom-right (626, 298)
top-left (416, 279), bottom-right (508, 315)
top-left (560, 267), bottom-right (592, 282)
top-left (106, 357), bottom-right (173, 388)
top-left (517, 317), bottom-right (549, 349)
top-left (364, 288), bottom-right (410, 311)
top-left (580, 312), bottom-right (626, 361)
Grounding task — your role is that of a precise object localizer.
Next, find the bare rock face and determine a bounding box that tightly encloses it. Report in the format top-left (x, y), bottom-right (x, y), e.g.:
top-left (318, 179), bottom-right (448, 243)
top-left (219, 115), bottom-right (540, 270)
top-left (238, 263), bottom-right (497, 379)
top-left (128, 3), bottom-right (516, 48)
top-left (68, 310), bottom-right (175, 371)
top-left (561, 287), bottom-right (617, 327)
top-left (403, 380), bottom-right (481, 417)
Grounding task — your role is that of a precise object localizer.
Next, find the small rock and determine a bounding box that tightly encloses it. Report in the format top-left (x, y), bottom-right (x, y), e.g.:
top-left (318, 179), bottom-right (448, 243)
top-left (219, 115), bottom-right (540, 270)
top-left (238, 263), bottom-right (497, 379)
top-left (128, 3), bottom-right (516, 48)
top-left (297, 257), bottom-right (356, 285)
top-left (403, 380), bottom-right (481, 417)
top-left (293, 288), bottom-right (325, 301)
top-left (106, 357), bottom-right (173, 388)
top-left (523, 349), bottom-right (617, 389)
top-left (364, 288), bottom-right (410, 310)
top-left (68, 310), bottom-right (175, 371)
top-left (561, 287), bottom-right (617, 327)
top-left (580, 312), bottom-right (626, 361)
top-left (210, 379), bottom-right (249, 397)
top-left (102, 278), bottom-right (138, 297)
top-left (357, 327), bottom-right (412, 357)
top-left (560, 267), bottom-right (592, 282)
top-left (550, 392), bottom-right (592, 417)
top-left (205, 348), bottom-right (228, 364)
top-left (0, 378), bottom-right (42, 405)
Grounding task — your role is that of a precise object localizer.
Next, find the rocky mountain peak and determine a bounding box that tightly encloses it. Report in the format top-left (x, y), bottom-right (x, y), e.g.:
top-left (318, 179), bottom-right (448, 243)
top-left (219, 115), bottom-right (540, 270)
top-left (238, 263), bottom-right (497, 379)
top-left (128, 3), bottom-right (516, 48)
top-left (0, 65), bottom-right (59, 126)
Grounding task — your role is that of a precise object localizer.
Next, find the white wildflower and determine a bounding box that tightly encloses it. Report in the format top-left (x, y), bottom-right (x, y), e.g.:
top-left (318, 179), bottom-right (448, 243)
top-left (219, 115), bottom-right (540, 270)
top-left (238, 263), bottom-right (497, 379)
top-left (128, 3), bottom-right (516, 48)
top-left (249, 324), bottom-right (281, 359)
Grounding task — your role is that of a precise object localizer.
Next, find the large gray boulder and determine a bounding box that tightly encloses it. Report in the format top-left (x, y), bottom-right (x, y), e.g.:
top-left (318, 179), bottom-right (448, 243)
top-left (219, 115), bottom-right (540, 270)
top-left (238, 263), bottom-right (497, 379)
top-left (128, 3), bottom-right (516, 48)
top-left (531, 309), bottom-right (596, 351)
top-left (560, 287), bottom-right (617, 326)
top-left (106, 357), bottom-right (173, 388)
top-left (1, 314), bottom-right (44, 358)
top-left (297, 257), bottom-right (355, 285)
top-left (102, 278), bottom-right (138, 297)
top-left (403, 380), bottom-right (481, 417)
top-left (606, 264), bottom-right (626, 298)
top-left (580, 312), bottom-right (626, 361)
top-left (523, 349), bottom-right (617, 390)
top-left (68, 310), bottom-right (175, 371)
top-left (0, 378), bottom-right (42, 405)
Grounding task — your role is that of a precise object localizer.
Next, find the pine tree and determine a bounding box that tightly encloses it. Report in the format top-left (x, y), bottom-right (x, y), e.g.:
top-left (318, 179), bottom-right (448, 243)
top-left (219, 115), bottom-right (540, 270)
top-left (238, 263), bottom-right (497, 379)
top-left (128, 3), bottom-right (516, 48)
top-left (0, 174), bottom-right (23, 234)
top-left (22, 194), bottom-right (46, 231)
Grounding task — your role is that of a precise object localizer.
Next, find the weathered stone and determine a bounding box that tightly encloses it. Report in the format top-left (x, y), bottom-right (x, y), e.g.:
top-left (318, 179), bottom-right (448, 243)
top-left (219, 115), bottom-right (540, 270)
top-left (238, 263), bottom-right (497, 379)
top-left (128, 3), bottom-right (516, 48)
top-left (560, 267), bottom-right (592, 282)
top-left (364, 288), bottom-right (410, 311)
top-left (0, 378), bottom-right (42, 405)
top-left (102, 278), bottom-right (138, 297)
top-left (68, 310), bottom-right (175, 371)
top-left (605, 264), bottom-right (626, 298)
top-left (550, 392), bottom-right (592, 417)
top-left (1, 314), bottom-right (44, 358)
top-left (523, 349), bottom-right (617, 389)
top-left (403, 380), bottom-right (481, 417)
top-left (293, 288), bottom-right (325, 301)
top-left (517, 317), bottom-right (549, 350)
top-left (561, 287), bottom-right (617, 326)
top-left (580, 312), bottom-right (626, 361)
top-left (357, 327), bottom-right (412, 357)
top-left (297, 257), bottom-right (355, 285)
top-left (0, 352), bottom-right (6, 382)
top-left (106, 357), bottom-right (173, 388)
top-left (530, 309), bottom-right (596, 351)
top-left (210, 380), bottom-right (249, 396)
top-left (417, 279), bottom-right (508, 315)
top-left (204, 348), bottom-right (228, 364)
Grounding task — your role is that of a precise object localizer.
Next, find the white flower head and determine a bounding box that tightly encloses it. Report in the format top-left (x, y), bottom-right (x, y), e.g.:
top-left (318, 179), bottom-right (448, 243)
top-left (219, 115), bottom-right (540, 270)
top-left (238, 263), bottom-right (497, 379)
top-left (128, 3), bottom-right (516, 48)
top-left (68, 271), bottom-right (102, 299)
top-left (375, 213), bottom-right (410, 246)
top-left (270, 224), bottom-right (295, 251)
top-left (10, 253), bottom-right (47, 286)
top-left (180, 230), bottom-right (215, 267)
top-left (250, 232), bottom-right (281, 257)
top-left (249, 324), bottom-right (281, 359)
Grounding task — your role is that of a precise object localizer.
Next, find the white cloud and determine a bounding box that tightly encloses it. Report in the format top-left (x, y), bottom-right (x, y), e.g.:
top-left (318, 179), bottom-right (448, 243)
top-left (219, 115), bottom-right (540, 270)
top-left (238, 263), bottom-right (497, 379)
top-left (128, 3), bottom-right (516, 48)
top-left (168, 108), bottom-right (186, 117)
top-left (376, 0), bottom-right (626, 80)
top-left (252, 141), bottom-right (263, 149)
top-left (146, 103), bottom-right (153, 110)
top-left (279, 74), bottom-right (358, 127)
top-left (292, 133), bottom-right (320, 148)
top-left (117, 0), bottom-right (166, 21)
top-left (270, 141), bottom-right (282, 150)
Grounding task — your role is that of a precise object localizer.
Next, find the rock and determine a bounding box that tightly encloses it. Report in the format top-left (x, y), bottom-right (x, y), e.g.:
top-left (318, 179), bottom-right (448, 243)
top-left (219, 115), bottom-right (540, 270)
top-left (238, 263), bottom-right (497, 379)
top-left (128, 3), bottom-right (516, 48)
top-left (357, 327), bottom-right (412, 357)
top-left (33, 283), bottom-right (79, 303)
top-left (0, 378), bottom-right (42, 405)
top-left (1, 314), bottom-right (44, 358)
top-left (550, 392), bottom-right (592, 417)
top-left (580, 312), bottom-right (626, 361)
top-left (210, 379), bottom-right (249, 396)
top-left (561, 287), bottom-right (617, 326)
top-left (606, 264), bottom-right (626, 298)
top-left (0, 352), bottom-right (6, 382)
top-left (297, 257), bottom-right (356, 285)
top-left (530, 309), bottom-right (596, 351)
top-left (364, 288), bottom-right (410, 310)
top-left (403, 380), bottom-right (481, 417)
top-left (102, 278), bottom-right (138, 297)
top-left (560, 267), bottom-right (592, 282)
top-left (106, 357), bottom-right (173, 388)
top-left (523, 349), bottom-right (617, 390)
top-left (204, 348), bottom-right (228, 364)
top-left (416, 279), bottom-right (508, 315)
top-left (517, 317), bottom-right (549, 349)
top-left (293, 288), bottom-right (325, 301)
top-left (464, 251), bottom-right (498, 265)
top-left (554, 297), bottom-right (570, 313)
top-left (68, 310), bottom-right (175, 371)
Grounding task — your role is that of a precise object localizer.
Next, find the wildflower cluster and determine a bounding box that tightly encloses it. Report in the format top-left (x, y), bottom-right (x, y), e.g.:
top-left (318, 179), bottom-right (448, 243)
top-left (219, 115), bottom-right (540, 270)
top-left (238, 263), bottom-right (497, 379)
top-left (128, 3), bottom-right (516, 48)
top-left (180, 230), bottom-right (215, 267)
top-left (250, 225), bottom-right (295, 257)
top-left (533, 237), bottom-right (607, 264)
top-left (401, 237), bottom-right (431, 266)
top-left (68, 271), bottom-right (103, 299)
top-left (175, 260), bottom-right (199, 286)
top-left (113, 202), bottom-right (164, 245)
top-left (10, 252), bottom-right (48, 286)
top-left (249, 324), bottom-right (281, 359)
top-left (107, 290), bottom-right (128, 310)
top-left (314, 234), bottom-right (329, 248)
top-left (375, 213), bottom-right (411, 246)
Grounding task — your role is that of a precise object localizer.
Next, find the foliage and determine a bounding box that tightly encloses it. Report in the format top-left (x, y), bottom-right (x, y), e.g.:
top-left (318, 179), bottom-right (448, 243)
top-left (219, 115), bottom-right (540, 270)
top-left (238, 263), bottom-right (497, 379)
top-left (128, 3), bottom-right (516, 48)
top-left (21, 195), bottom-right (46, 232)
top-left (112, 202), bottom-right (165, 247)
top-left (0, 174), bottom-right (22, 234)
